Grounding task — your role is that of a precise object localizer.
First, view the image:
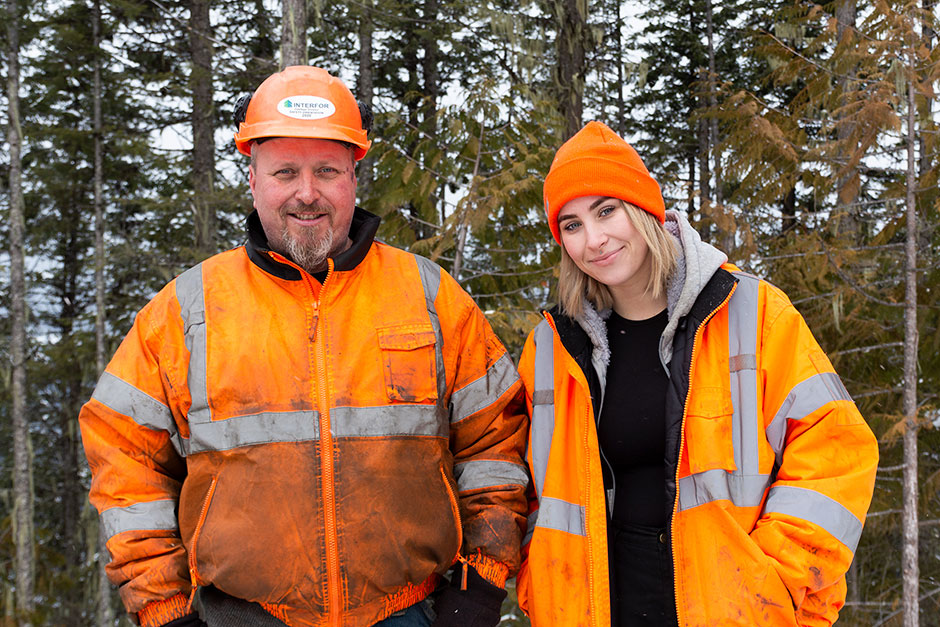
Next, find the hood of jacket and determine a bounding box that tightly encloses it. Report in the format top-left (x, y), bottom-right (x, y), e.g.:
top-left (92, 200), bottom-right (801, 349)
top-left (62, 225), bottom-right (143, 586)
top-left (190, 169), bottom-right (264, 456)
top-left (572, 209), bottom-right (727, 393)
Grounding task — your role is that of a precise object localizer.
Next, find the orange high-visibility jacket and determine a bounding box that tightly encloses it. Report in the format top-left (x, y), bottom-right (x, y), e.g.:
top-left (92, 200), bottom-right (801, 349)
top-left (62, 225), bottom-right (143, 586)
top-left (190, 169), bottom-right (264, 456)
top-left (79, 208), bottom-right (528, 627)
top-left (516, 211), bottom-right (878, 627)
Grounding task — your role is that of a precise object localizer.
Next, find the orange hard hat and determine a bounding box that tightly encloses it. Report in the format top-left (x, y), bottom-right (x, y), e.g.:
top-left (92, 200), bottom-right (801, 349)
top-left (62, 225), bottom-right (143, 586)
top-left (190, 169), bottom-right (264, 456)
top-left (234, 65), bottom-right (371, 160)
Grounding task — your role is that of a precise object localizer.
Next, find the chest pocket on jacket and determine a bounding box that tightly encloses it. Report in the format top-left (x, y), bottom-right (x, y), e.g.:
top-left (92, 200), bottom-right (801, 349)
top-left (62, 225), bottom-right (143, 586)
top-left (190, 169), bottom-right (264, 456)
top-left (685, 387), bottom-right (736, 474)
top-left (377, 323), bottom-right (438, 403)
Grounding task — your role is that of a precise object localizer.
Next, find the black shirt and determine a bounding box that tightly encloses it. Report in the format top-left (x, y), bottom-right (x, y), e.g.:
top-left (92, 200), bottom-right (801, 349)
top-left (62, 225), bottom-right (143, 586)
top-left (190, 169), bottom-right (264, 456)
top-left (598, 309), bottom-right (669, 527)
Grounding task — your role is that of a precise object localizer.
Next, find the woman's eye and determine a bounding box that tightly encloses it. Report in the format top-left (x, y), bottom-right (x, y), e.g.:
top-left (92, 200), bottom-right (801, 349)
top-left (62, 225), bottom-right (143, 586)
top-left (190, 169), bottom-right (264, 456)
top-left (562, 221), bottom-right (580, 232)
top-left (599, 205), bottom-right (615, 217)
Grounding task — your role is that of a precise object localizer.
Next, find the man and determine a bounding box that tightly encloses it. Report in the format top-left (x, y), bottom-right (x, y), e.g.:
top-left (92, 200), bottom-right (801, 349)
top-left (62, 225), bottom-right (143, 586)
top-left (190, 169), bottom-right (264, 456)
top-left (79, 65), bottom-right (528, 627)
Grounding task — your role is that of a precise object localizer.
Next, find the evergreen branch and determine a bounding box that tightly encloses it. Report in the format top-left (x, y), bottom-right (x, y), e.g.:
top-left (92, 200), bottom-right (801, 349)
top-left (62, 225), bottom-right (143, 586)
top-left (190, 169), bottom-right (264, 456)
top-left (853, 386), bottom-right (906, 398)
top-left (872, 587), bottom-right (940, 626)
top-left (829, 342), bottom-right (904, 357)
top-left (877, 464), bottom-right (908, 472)
top-left (143, 0), bottom-right (276, 70)
top-left (469, 283), bottom-right (543, 299)
top-left (761, 29), bottom-right (882, 87)
top-left (462, 267), bottom-right (554, 281)
top-left (816, 233), bottom-right (905, 308)
top-left (758, 243), bottom-right (904, 261)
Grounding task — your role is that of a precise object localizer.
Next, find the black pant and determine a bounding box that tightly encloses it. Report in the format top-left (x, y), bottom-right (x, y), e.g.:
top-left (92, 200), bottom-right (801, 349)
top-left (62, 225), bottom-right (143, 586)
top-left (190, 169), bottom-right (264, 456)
top-left (609, 520), bottom-right (679, 627)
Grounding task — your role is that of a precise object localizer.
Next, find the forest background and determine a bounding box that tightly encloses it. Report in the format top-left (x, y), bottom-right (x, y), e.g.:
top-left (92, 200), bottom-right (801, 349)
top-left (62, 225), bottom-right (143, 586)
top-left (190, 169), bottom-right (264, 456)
top-left (1, 0), bottom-right (939, 625)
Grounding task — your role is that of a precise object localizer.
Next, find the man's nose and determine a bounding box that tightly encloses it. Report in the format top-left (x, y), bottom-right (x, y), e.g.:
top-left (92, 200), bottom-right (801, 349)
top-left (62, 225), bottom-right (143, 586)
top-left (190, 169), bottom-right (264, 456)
top-left (294, 171), bottom-right (321, 205)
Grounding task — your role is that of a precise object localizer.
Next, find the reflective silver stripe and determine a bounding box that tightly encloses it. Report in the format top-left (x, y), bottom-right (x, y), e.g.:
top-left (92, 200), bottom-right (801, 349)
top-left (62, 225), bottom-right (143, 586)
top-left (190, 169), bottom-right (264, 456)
top-left (523, 510), bottom-right (538, 546)
top-left (678, 469), bottom-right (772, 511)
top-left (186, 405), bottom-right (446, 452)
top-left (451, 353), bottom-right (520, 423)
top-left (414, 255), bottom-right (447, 424)
top-left (332, 405), bottom-right (445, 438)
top-left (100, 500), bottom-right (178, 541)
top-left (763, 485), bottom-right (864, 552)
top-left (533, 496), bottom-right (585, 536)
top-left (92, 371), bottom-right (177, 436)
top-left (729, 354), bottom-right (756, 372)
top-left (189, 410), bottom-right (319, 453)
top-left (529, 320), bottom-right (555, 499)
top-left (766, 372), bottom-right (855, 469)
top-left (176, 265), bottom-right (211, 428)
top-left (728, 273), bottom-right (760, 476)
top-left (454, 460), bottom-right (528, 492)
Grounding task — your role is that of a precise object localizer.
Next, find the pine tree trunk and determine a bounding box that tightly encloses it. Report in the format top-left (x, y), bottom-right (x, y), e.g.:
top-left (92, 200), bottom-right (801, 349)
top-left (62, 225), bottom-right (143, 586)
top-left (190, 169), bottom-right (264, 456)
top-left (7, 0), bottom-right (35, 617)
top-left (422, 0), bottom-right (443, 223)
top-left (357, 0), bottom-right (374, 195)
top-left (190, 0), bottom-right (216, 257)
top-left (280, 0), bottom-right (307, 67)
top-left (834, 0), bottom-right (861, 243)
top-left (554, 0), bottom-right (587, 139)
top-left (901, 29), bottom-right (920, 627)
top-left (615, 3), bottom-right (625, 136)
top-left (92, 1), bottom-right (115, 621)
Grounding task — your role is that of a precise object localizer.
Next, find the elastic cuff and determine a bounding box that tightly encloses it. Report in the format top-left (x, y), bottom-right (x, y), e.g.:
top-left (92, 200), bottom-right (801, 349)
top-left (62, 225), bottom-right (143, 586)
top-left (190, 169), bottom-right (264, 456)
top-left (464, 553), bottom-right (509, 589)
top-left (137, 593), bottom-right (191, 627)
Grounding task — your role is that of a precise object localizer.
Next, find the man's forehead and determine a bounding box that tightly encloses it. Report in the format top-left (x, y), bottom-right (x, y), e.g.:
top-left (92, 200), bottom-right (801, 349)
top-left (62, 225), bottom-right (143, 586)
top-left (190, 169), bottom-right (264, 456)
top-left (251, 137), bottom-right (355, 162)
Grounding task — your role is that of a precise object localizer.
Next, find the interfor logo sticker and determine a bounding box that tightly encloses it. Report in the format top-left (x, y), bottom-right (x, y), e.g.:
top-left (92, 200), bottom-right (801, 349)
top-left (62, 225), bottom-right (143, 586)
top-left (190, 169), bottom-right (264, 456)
top-left (277, 96), bottom-right (336, 120)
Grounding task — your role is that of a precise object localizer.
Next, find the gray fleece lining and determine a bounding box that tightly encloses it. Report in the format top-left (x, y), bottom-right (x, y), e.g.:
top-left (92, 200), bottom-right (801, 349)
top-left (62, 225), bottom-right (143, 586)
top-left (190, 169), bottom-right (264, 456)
top-left (659, 211), bottom-right (728, 370)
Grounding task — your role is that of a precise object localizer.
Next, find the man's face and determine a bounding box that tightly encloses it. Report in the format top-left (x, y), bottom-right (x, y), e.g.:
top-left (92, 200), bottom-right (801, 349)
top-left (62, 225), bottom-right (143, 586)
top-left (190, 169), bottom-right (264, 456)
top-left (249, 137), bottom-right (357, 274)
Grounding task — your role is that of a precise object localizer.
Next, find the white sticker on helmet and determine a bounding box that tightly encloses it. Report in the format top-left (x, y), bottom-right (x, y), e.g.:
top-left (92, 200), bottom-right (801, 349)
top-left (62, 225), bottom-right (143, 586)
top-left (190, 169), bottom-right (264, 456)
top-left (277, 96), bottom-right (336, 120)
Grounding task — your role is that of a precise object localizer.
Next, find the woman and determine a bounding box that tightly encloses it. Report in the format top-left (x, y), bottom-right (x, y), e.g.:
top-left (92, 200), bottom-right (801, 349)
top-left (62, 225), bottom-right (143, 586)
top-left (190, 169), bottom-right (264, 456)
top-left (516, 121), bottom-right (879, 626)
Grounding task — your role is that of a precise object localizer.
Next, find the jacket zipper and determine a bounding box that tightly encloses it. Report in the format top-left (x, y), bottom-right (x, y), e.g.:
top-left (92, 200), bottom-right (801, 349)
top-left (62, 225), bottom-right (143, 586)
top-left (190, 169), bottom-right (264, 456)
top-left (186, 475), bottom-right (219, 612)
top-left (670, 285), bottom-right (735, 627)
top-left (308, 262), bottom-right (343, 627)
top-left (439, 464), bottom-right (468, 588)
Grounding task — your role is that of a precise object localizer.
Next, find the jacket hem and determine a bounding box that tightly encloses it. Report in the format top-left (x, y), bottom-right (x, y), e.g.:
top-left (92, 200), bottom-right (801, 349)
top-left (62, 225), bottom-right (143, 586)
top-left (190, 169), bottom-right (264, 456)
top-left (376, 572), bottom-right (441, 622)
top-left (137, 593), bottom-right (191, 627)
top-left (466, 553), bottom-right (510, 589)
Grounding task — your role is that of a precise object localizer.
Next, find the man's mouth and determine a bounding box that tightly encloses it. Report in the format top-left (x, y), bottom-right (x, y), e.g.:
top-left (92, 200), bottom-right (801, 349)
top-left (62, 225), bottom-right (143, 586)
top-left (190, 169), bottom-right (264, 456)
top-left (287, 209), bottom-right (330, 224)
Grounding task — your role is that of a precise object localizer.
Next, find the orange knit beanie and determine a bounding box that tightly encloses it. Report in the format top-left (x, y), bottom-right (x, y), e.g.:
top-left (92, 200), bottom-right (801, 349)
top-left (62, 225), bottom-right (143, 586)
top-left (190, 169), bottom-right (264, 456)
top-left (543, 121), bottom-right (665, 244)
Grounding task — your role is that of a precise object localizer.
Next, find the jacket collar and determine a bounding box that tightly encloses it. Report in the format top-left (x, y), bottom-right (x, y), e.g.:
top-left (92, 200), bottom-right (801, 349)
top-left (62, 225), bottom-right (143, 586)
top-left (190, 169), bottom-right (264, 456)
top-left (245, 207), bottom-right (382, 281)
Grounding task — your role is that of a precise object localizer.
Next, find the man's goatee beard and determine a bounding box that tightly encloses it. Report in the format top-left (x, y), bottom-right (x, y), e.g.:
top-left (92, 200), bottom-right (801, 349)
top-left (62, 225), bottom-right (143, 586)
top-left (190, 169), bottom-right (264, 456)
top-left (283, 226), bottom-right (334, 275)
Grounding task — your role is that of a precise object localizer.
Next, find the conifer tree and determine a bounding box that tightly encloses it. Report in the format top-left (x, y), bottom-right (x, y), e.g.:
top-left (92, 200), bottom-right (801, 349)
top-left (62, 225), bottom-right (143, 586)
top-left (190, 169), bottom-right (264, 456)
top-left (5, 0), bottom-right (35, 616)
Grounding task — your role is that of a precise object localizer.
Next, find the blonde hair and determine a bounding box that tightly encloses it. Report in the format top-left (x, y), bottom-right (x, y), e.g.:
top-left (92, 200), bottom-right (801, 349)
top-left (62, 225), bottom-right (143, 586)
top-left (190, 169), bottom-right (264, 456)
top-left (557, 201), bottom-right (678, 317)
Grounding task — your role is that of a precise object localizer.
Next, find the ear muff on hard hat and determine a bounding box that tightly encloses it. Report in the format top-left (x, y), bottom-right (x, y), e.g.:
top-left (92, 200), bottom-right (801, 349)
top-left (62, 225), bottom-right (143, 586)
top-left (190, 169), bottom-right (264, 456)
top-left (233, 65), bottom-right (372, 160)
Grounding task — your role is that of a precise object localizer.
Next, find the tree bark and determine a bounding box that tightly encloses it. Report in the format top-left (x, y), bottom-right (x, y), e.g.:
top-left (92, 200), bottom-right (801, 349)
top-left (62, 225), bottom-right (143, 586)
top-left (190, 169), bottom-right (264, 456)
top-left (357, 0), bottom-right (374, 195)
top-left (280, 0), bottom-right (307, 67)
top-left (7, 0), bottom-right (35, 618)
top-left (833, 0), bottom-right (861, 243)
top-left (421, 0), bottom-right (443, 223)
top-left (615, 2), bottom-right (625, 136)
top-left (190, 0), bottom-right (216, 257)
top-left (901, 21), bottom-right (920, 627)
top-left (92, 1), bottom-right (115, 621)
top-left (554, 0), bottom-right (587, 139)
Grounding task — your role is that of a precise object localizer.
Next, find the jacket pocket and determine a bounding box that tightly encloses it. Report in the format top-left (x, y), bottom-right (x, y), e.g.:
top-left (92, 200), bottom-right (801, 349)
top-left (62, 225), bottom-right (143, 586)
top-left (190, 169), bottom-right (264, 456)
top-left (684, 387), bottom-right (736, 473)
top-left (377, 323), bottom-right (438, 402)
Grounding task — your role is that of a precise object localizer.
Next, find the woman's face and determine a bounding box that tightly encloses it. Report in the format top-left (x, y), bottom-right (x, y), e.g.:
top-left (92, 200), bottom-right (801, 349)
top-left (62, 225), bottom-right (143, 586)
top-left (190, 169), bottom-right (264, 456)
top-left (558, 195), bottom-right (653, 299)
